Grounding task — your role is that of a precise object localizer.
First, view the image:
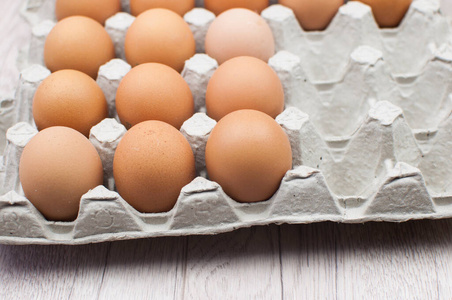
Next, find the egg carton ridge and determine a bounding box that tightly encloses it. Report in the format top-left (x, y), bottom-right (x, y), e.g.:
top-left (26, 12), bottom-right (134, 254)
top-left (262, 0), bottom-right (451, 82)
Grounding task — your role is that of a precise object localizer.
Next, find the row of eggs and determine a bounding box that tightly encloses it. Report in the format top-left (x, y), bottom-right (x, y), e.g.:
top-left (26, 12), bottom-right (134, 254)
top-left (56, 0), bottom-right (414, 29)
top-left (19, 0), bottom-right (413, 221)
top-left (20, 109), bottom-right (292, 222)
top-left (34, 56), bottom-right (284, 136)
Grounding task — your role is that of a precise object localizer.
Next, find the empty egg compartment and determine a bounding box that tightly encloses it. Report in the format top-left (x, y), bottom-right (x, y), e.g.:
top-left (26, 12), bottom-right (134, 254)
top-left (263, 0), bottom-right (452, 82)
top-left (270, 47), bottom-right (452, 213)
top-left (0, 0), bottom-right (451, 244)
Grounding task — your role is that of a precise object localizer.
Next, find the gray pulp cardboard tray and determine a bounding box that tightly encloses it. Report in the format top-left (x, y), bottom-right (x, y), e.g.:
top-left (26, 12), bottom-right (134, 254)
top-left (0, 0), bottom-right (451, 245)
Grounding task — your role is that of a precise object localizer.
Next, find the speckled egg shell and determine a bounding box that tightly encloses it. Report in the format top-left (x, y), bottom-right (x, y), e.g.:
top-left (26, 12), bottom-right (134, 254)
top-left (44, 16), bottom-right (115, 78)
top-left (129, 0), bottom-right (195, 16)
top-left (113, 120), bottom-right (196, 213)
top-left (115, 63), bottom-right (194, 130)
top-left (19, 126), bottom-right (104, 221)
top-left (125, 8), bottom-right (196, 72)
top-left (33, 69), bottom-right (108, 137)
top-left (205, 109), bottom-right (292, 203)
top-left (206, 56), bottom-right (284, 121)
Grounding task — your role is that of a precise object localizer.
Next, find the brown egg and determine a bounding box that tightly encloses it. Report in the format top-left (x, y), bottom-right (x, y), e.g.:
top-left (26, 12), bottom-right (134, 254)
top-left (19, 127), bottom-right (104, 221)
top-left (125, 8), bottom-right (196, 72)
top-left (113, 120), bottom-right (196, 213)
top-left (205, 109), bottom-right (292, 203)
top-left (115, 63), bottom-right (194, 130)
top-left (278, 0), bottom-right (343, 31)
top-left (33, 70), bottom-right (108, 137)
top-left (204, 0), bottom-right (269, 15)
top-left (354, 0), bottom-right (413, 28)
top-left (44, 16), bottom-right (115, 79)
top-left (205, 8), bottom-right (275, 65)
top-left (206, 56), bottom-right (284, 121)
top-left (130, 0), bottom-right (195, 16)
top-left (55, 0), bottom-right (121, 24)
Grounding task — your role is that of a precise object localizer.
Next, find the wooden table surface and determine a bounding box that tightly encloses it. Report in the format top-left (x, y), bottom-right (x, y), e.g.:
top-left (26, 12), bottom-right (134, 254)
top-left (1, 2), bottom-right (451, 299)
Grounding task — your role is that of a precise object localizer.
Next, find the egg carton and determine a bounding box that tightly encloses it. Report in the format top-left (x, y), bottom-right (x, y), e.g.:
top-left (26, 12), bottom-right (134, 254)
top-left (0, 0), bottom-right (451, 245)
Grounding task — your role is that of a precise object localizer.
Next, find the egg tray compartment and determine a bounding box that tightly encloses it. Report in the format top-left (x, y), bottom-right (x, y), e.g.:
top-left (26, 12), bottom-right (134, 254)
top-left (0, 0), bottom-right (451, 245)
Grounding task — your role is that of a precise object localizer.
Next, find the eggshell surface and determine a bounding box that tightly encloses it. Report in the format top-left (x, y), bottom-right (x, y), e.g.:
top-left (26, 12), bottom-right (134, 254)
top-left (205, 8), bottom-right (275, 65)
top-left (44, 16), bottom-right (115, 79)
top-left (205, 109), bottom-right (292, 203)
top-left (278, 0), bottom-right (343, 31)
top-left (204, 0), bottom-right (269, 15)
top-left (354, 0), bottom-right (413, 28)
top-left (55, 0), bottom-right (121, 24)
top-left (129, 0), bottom-right (195, 16)
top-left (33, 70), bottom-right (108, 137)
top-left (19, 127), bottom-right (104, 221)
top-left (113, 120), bottom-right (196, 213)
top-left (206, 56), bottom-right (284, 121)
top-left (115, 63), bottom-right (194, 130)
top-left (125, 8), bottom-right (196, 72)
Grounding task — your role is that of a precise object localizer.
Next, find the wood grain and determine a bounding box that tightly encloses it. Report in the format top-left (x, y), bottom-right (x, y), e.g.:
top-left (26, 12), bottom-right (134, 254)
top-left (1, 1), bottom-right (452, 300)
top-left (280, 220), bottom-right (452, 300)
top-left (340, 220), bottom-right (452, 300)
top-left (0, 1), bottom-right (30, 98)
top-left (97, 237), bottom-right (187, 300)
top-left (280, 223), bottom-right (338, 300)
top-left (335, 221), bottom-right (439, 299)
top-left (0, 243), bottom-right (110, 300)
top-left (183, 226), bottom-right (282, 300)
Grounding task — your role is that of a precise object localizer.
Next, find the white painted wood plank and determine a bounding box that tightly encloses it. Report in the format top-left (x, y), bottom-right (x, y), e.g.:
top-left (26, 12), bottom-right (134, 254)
top-left (97, 237), bottom-right (186, 300)
top-left (181, 226), bottom-right (282, 300)
top-left (335, 220), bottom-right (452, 300)
top-left (433, 220), bottom-right (452, 300)
top-left (0, 0), bottom-right (30, 97)
top-left (279, 223), bottom-right (337, 300)
top-left (0, 243), bottom-right (110, 300)
top-left (280, 220), bottom-right (452, 300)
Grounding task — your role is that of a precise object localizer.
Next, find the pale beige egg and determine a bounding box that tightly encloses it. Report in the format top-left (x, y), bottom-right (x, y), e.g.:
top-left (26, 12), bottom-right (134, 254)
top-left (205, 8), bottom-right (275, 65)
